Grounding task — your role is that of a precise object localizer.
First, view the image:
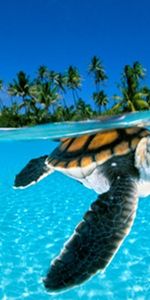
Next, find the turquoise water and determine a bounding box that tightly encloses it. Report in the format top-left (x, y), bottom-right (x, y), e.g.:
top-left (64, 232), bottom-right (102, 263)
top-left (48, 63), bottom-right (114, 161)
top-left (0, 111), bottom-right (150, 300)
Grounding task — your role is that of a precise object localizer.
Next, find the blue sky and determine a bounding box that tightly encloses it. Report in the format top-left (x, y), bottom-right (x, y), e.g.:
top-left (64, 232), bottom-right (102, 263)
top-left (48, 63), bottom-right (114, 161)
top-left (0, 0), bottom-right (150, 106)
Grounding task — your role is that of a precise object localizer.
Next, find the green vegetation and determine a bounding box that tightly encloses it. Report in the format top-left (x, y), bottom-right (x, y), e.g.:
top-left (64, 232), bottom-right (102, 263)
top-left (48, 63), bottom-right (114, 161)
top-left (0, 57), bottom-right (149, 127)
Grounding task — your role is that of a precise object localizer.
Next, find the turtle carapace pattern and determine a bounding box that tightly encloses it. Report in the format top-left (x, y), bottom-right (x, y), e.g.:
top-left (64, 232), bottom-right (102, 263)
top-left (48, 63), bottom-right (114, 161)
top-left (14, 126), bottom-right (150, 292)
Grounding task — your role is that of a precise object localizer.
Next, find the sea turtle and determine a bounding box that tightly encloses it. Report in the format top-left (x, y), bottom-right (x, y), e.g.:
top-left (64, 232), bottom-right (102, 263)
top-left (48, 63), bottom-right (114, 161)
top-left (14, 126), bottom-right (150, 292)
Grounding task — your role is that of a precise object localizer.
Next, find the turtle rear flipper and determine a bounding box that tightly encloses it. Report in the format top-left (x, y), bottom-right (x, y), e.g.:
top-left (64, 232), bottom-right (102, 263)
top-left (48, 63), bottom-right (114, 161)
top-left (14, 155), bottom-right (53, 189)
top-left (44, 175), bottom-right (138, 292)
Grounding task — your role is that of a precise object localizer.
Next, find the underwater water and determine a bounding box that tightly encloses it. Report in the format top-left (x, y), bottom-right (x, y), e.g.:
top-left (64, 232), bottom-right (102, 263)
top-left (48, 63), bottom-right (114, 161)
top-left (0, 111), bottom-right (150, 300)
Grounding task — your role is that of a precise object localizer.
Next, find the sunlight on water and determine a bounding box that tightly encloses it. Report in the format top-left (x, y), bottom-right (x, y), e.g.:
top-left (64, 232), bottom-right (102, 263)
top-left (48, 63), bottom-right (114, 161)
top-left (0, 111), bottom-right (150, 299)
top-left (0, 111), bottom-right (150, 141)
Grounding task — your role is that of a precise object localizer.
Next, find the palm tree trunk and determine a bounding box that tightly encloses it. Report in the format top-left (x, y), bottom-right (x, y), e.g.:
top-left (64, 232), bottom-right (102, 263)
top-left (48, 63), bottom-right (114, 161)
top-left (0, 98), bottom-right (4, 109)
top-left (72, 90), bottom-right (77, 108)
top-left (63, 98), bottom-right (67, 107)
top-left (99, 105), bottom-right (101, 114)
top-left (60, 91), bottom-right (67, 107)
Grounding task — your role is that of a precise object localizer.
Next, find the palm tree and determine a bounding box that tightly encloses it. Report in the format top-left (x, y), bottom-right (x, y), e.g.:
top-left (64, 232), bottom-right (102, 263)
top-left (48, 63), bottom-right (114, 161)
top-left (142, 86), bottom-right (150, 105)
top-left (132, 61), bottom-right (146, 81)
top-left (112, 62), bottom-right (149, 112)
top-left (89, 56), bottom-right (108, 113)
top-left (0, 79), bottom-right (3, 91)
top-left (0, 79), bottom-right (3, 109)
top-left (37, 65), bottom-right (48, 83)
top-left (8, 71), bottom-right (30, 97)
top-left (31, 68), bottom-right (65, 121)
top-left (89, 56), bottom-right (107, 92)
top-left (0, 103), bottom-right (21, 127)
top-left (93, 91), bottom-right (108, 113)
top-left (8, 71), bottom-right (32, 113)
top-left (123, 62), bottom-right (145, 99)
top-left (48, 70), bottom-right (58, 83)
top-left (48, 71), bottom-right (68, 107)
top-left (34, 82), bottom-right (60, 114)
top-left (76, 98), bottom-right (93, 119)
top-left (66, 66), bottom-right (81, 107)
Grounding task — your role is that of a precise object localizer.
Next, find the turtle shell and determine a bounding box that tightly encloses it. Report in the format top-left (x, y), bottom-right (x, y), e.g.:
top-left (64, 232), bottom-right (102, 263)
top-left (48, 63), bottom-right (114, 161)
top-left (46, 127), bottom-right (149, 179)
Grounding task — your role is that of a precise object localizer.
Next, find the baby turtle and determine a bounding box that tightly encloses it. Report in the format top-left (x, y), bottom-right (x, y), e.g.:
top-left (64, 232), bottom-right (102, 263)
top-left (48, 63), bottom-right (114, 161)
top-left (14, 126), bottom-right (150, 292)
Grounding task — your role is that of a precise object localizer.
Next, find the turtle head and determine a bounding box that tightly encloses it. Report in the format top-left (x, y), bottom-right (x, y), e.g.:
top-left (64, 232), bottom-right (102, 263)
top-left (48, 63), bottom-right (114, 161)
top-left (135, 136), bottom-right (150, 197)
top-left (135, 136), bottom-right (150, 178)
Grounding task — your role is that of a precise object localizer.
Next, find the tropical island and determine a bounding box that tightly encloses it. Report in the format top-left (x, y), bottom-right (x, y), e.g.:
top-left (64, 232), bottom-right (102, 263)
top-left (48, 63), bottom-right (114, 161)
top-left (0, 56), bottom-right (150, 127)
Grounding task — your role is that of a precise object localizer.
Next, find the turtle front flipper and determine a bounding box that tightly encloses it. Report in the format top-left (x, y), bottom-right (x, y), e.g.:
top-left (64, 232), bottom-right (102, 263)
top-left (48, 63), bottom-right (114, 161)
top-left (14, 155), bottom-right (53, 189)
top-left (44, 175), bottom-right (138, 292)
